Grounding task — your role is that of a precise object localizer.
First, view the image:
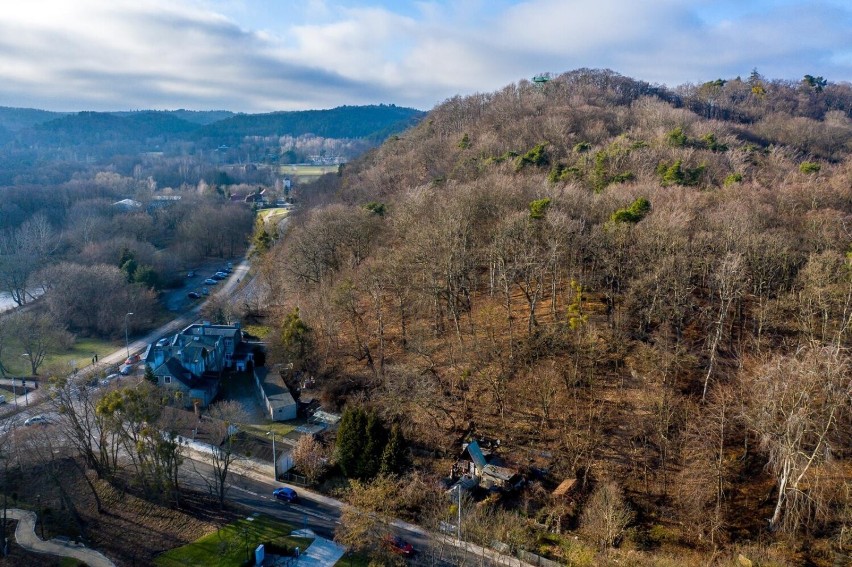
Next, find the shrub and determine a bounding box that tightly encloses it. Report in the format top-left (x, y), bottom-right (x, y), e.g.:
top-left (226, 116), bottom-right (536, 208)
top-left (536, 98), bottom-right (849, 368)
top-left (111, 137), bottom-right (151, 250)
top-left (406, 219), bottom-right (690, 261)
top-left (724, 172), bottom-right (743, 186)
top-left (610, 197), bottom-right (651, 224)
top-left (515, 143), bottom-right (549, 171)
top-left (800, 161), bottom-right (821, 174)
top-left (666, 127), bottom-right (688, 147)
top-left (573, 141), bottom-right (592, 153)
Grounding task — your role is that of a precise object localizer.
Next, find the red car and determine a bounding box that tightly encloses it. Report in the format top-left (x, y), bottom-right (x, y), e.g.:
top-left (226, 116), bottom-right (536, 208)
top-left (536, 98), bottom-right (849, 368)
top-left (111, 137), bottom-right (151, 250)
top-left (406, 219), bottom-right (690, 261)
top-left (383, 534), bottom-right (415, 556)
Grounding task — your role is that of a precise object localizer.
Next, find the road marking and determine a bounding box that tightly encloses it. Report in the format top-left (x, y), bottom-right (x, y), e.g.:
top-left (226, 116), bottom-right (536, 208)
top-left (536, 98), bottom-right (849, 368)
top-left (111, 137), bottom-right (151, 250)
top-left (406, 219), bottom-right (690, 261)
top-left (231, 485), bottom-right (259, 497)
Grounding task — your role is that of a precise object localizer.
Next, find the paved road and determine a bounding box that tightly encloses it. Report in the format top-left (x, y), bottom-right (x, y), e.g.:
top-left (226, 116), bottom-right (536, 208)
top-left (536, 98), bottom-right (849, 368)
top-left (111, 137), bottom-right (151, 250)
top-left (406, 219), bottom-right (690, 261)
top-left (5, 508), bottom-right (117, 567)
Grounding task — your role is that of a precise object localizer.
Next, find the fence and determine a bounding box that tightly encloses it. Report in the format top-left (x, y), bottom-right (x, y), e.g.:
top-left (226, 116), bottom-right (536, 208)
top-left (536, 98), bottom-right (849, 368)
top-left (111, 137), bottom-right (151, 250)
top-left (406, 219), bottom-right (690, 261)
top-left (280, 471), bottom-right (307, 486)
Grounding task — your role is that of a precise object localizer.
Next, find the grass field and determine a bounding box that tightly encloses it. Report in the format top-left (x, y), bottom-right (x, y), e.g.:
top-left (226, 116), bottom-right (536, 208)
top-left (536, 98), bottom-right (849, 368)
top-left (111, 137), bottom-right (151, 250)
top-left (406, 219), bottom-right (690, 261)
top-left (279, 164), bottom-right (339, 181)
top-left (5, 337), bottom-right (121, 376)
top-left (242, 421), bottom-right (298, 439)
top-left (155, 514), bottom-right (312, 567)
top-left (257, 208), bottom-right (289, 228)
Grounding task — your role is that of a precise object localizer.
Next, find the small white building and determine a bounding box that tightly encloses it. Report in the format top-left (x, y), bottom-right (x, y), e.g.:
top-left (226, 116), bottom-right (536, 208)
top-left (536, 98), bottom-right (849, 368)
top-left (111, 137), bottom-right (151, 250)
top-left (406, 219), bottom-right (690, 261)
top-left (254, 367), bottom-right (298, 421)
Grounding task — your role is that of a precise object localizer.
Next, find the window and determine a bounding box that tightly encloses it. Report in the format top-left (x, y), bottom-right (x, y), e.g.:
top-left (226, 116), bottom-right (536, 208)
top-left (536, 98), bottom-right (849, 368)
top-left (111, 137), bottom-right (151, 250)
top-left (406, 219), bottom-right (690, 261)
top-left (164, 376), bottom-right (171, 384)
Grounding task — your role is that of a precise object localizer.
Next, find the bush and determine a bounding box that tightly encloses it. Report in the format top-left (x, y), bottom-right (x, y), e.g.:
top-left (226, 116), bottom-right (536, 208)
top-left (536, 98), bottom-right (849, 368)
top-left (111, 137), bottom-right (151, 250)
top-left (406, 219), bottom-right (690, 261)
top-left (515, 143), bottom-right (549, 171)
top-left (610, 197), bottom-right (651, 224)
top-left (724, 172), bottom-right (743, 186)
top-left (800, 161), bottom-right (821, 174)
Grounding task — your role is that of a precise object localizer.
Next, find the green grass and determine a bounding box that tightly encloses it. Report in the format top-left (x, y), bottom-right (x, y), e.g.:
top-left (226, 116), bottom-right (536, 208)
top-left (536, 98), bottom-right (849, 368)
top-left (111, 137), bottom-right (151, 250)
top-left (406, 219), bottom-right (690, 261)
top-left (5, 337), bottom-right (121, 376)
top-left (335, 552), bottom-right (371, 566)
top-left (155, 514), bottom-right (312, 567)
top-left (258, 208), bottom-right (290, 229)
top-left (279, 164), bottom-right (339, 181)
top-left (241, 324), bottom-right (273, 340)
top-left (242, 421), bottom-right (298, 438)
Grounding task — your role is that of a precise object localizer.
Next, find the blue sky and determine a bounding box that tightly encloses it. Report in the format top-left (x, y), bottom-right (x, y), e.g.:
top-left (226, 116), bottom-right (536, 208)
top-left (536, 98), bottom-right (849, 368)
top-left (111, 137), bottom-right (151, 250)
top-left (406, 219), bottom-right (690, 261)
top-left (1, 0), bottom-right (850, 112)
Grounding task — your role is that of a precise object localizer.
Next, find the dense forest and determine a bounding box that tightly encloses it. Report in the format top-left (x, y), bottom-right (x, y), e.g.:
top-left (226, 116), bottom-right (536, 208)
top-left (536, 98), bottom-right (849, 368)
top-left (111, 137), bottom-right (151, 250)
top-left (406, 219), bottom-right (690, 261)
top-left (259, 69), bottom-right (852, 565)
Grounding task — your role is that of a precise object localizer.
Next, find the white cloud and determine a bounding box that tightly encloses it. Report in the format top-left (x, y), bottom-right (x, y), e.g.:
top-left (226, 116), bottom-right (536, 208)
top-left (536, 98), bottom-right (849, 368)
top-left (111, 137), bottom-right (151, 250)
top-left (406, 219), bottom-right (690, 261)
top-left (0, 0), bottom-right (849, 112)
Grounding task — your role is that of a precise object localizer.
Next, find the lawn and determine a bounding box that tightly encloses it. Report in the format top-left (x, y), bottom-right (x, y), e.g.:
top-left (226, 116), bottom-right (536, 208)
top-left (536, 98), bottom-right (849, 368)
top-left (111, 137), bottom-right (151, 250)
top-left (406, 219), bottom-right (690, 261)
top-left (279, 164), bottom-right (339, 181)
top-left (257, 208), bottom-right (289, 228)
top-left (5, 336), bottom-right (121, 376)
top-left (155, 514), bottom-right (312, 567)
top-left (242, 421), bottom-right (298, 439)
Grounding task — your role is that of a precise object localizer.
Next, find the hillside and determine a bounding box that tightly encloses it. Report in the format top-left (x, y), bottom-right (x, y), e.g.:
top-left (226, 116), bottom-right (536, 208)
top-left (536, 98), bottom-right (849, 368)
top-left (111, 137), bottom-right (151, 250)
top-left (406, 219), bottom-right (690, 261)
top-left (260, 69), bottom-right (852, 565)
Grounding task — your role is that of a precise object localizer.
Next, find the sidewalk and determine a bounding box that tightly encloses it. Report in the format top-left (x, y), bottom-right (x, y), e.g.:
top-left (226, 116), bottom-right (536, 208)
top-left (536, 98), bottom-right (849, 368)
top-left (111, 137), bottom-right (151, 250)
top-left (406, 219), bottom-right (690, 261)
top-left (5, 508), bottom-right (116, 567)
top-left (289, 529), bottom-right (345, 566)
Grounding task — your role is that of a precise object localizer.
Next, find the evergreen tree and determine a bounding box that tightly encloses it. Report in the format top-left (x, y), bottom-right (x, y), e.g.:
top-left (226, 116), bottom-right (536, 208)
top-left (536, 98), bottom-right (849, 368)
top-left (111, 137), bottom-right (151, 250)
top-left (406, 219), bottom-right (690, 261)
top-left (380, 424), bottom-right (408, 476)
top-left (358, 411), bottom-right (388, 479)
top-left (281, 307), bottom-right (314, 371)
top-left (336, 406), bottom-right (367, 477)
top-left (144, 365), bottom-right (158, 385)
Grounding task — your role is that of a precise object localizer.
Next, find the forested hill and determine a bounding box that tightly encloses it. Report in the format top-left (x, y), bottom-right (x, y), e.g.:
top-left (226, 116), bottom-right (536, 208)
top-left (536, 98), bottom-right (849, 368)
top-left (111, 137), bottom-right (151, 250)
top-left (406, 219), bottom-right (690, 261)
top-left (264, 69), bottom-right (852, 563)
top-left (0, 104), bottom-right (423, 152)
top-left (197, 104), bottom-right (425, 144)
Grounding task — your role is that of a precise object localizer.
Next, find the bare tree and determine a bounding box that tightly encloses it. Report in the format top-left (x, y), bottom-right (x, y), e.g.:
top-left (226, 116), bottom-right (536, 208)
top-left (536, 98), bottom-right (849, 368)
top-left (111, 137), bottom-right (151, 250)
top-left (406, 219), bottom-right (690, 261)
top-left (204, 400), bottom-right (249, 509)
top-left (703, 252), bottom-right (746, 401)
top-left (291, 434), bottom-right (327, 485)
top-left (580, 481), bottom-right (633, 551)
top-left (7, 311), bottom-right (73, 375)
top-left (742, 346), bottom-right (852, 532)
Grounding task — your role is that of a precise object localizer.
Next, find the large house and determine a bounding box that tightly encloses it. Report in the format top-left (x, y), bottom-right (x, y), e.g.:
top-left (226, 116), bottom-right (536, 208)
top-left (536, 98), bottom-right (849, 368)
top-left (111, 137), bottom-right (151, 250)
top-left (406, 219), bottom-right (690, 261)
top-left (143, 322), bottom-right (252, 408)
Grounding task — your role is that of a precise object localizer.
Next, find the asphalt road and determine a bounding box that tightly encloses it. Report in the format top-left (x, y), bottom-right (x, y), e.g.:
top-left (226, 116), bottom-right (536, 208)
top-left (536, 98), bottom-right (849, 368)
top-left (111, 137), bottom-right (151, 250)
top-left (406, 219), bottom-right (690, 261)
top-left (0, 253), bottom-right (521, 567)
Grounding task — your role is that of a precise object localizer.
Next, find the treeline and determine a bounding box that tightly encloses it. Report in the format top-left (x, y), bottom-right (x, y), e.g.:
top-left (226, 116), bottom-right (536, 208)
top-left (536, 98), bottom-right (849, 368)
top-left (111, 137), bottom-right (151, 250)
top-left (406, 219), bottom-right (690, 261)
top-left (259, 69), bottom-right (852, 562)
top-left (0, 171), bottom-right (253, 341)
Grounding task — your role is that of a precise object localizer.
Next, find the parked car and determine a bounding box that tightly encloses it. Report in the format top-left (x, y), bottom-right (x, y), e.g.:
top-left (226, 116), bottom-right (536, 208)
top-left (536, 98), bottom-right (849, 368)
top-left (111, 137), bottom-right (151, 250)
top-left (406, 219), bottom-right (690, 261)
top-left (203, 278), bottom-right (218, 285)
top-left (272, 487), bottom-right (297, 503)
top-left (124, 354), bottom-right (141, 365)
top-left (383, 535), bottom-right (415, 556)
top-left (119, 364), bottom-right (134, 375)
top-left (24, 415), bottom-right (48, 426)
top-left (213, 272), bottom-right (227, 279)
top-left (187, 291), bottom-right (201, 299)
top-left (187, 270), bottom-right (195, 277)
top-left (0, 395), bottom-right (6, 404)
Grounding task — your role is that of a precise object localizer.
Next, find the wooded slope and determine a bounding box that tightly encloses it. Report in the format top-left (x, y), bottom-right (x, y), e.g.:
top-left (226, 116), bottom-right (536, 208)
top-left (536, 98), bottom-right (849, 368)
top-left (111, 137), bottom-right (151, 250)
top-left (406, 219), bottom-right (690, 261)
top-left (261, 69), bottom-right (852, 563)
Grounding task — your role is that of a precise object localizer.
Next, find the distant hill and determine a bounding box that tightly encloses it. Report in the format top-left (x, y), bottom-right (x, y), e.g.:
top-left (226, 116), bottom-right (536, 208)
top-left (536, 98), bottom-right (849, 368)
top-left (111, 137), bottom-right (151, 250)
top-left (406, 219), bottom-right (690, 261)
top-left (196, 105), bottom-right (425, 143)
top-left (0, 106), bottom-right (67, 132)
top-left (112, 109), bottom-right (235, 125)
top-left (5, 104), bottom-right (424, 152)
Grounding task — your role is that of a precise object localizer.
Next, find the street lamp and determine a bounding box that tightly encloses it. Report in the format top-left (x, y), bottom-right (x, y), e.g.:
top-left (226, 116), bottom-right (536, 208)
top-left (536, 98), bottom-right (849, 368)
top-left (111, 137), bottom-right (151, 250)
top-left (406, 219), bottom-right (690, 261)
top-left (124, 312), bottom-right (134, 359)
top-left (454, 484), bottom-right (462, 541)
top-left (20, 355), bottom-right (30, 406)
top-left (266, 431), bottom-right (277, 480)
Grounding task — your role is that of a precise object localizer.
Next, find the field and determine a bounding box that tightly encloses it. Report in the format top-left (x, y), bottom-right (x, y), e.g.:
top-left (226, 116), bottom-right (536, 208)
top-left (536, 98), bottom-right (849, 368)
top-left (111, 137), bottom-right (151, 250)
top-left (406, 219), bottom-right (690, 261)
top-left (279, 164), bottom-right (339, 181)
top-left (4, 336), bottom-right (121, 376)
top-left (257, 207), bottom-right (289, 228)
top-left (155, 515), bottom-right (312, 567)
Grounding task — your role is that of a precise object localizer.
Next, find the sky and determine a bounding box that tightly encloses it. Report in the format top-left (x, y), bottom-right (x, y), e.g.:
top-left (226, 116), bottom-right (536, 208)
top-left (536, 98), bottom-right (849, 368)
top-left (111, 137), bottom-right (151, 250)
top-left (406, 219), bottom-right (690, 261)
top-left (1, 0), bottom-right (850, 113)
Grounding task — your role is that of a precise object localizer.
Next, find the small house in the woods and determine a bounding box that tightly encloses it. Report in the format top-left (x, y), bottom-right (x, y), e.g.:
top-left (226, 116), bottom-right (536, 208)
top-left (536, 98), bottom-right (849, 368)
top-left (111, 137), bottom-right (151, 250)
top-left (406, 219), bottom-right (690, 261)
top-left (454, 439), bottom-right (523, 491)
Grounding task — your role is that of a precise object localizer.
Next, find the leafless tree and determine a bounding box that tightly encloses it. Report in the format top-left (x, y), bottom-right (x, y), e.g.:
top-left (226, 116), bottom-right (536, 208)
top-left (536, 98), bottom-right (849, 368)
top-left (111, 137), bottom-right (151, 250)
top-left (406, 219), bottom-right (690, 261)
top-left (742, 346), bottom-right (852, 532)
top-left (291, 434), bottom-right (327, 485)
top-left (580, 481), bottom-right (633, 550)
top-left (204, 400), bottom-right (249, 509)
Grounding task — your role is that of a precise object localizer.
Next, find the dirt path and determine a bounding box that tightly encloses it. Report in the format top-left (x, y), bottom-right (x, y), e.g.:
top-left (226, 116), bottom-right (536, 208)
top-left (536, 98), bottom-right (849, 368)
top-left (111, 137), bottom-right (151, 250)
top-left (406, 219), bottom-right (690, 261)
top-left (5, 508), bottom-right (116, 567)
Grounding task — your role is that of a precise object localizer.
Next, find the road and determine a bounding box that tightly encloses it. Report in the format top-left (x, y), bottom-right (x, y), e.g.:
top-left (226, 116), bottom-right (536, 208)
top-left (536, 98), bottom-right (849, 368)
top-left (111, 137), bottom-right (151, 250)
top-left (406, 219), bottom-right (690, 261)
top-left (0, 258), bottom-right (251, 423)
top-left (0, 254), bottom-right (527, 566)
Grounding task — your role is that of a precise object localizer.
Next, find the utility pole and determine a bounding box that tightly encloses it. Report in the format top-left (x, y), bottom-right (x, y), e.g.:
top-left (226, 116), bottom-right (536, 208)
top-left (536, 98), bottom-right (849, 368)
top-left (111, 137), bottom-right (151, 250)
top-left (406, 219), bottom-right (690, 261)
top-left (124, 312), bottom-right (134, 359)
top-left (266, 431), bottom-right (277, 480)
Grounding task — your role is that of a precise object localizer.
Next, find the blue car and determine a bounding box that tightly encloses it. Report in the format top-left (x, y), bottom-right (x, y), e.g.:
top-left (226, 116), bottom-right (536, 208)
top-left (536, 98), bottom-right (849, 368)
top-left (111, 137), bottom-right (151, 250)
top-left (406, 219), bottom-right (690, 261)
top-left (273, 487), bottom-right (297, 503)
